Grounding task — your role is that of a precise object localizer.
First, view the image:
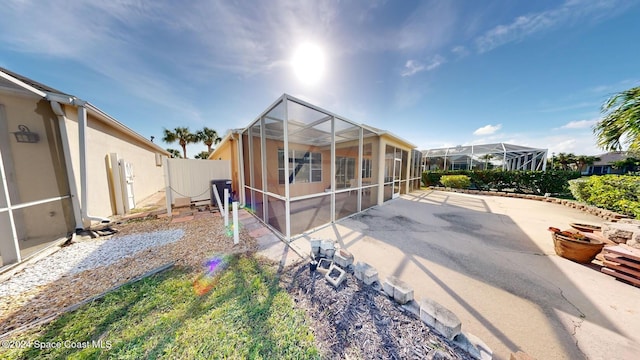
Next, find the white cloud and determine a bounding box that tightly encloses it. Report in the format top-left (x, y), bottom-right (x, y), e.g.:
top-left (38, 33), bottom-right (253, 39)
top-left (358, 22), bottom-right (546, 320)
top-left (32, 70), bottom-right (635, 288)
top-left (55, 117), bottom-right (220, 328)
top-left (451, 45), bottom-right (469, 58)
top-left (473, 124), bottom-right (502, 135)
top-left (560, 119), bottom-right (598, 129)
top-left (400, 55), bottom-right (445, 77)
top-left (401, 60), bottom-right (425, 77)
top-left (475, 0), bottom-right (632, 53)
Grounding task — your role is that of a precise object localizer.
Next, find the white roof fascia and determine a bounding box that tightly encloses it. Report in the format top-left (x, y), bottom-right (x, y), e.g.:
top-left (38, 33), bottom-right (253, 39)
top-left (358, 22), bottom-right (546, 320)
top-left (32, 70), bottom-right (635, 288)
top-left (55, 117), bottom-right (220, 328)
top-left (0, 69), bottom-right (47, 97)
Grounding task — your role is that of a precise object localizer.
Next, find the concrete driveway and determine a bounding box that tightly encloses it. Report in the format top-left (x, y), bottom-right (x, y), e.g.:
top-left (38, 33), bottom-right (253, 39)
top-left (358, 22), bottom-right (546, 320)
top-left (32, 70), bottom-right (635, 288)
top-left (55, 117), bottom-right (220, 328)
top-left (298, 190), bottom-right (639, 360)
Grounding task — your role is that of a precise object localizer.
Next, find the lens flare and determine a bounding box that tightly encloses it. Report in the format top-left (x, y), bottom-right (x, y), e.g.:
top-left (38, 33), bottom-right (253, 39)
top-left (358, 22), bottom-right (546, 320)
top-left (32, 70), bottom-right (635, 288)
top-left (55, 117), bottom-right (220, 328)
top-left (193, 255), bottom-right (231, 296)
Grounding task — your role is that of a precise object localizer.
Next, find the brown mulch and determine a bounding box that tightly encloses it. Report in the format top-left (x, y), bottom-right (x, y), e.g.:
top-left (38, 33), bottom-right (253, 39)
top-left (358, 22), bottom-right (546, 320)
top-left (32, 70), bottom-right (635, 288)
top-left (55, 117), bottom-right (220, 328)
top-left (280, 263), bottom-right (472, 360)
top-left (0, 212), bottom-right (257, 335)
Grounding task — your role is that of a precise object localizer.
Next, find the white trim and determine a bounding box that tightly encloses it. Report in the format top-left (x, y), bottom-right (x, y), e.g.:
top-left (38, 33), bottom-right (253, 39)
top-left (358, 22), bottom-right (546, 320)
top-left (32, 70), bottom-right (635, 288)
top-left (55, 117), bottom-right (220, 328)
top-left (0, 195), bottom-right (71, 212)
top-left (0, 70), bottom-right (47, 97)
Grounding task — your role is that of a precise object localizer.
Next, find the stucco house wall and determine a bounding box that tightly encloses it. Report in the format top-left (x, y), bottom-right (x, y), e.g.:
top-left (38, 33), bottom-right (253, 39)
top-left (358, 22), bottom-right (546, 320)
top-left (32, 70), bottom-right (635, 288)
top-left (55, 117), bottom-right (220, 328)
top-left (62, 104), bottom-right (167, 217)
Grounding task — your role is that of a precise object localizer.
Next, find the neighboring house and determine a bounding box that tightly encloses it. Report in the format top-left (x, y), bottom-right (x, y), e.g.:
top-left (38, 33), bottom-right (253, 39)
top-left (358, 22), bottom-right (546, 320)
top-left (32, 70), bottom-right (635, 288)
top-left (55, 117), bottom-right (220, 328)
top-left (585, 151), bottom-right (636, 175)
top-left (0, 67), bottom-right (170, 268)
top-left (209, 94), bottom-right (422, 240)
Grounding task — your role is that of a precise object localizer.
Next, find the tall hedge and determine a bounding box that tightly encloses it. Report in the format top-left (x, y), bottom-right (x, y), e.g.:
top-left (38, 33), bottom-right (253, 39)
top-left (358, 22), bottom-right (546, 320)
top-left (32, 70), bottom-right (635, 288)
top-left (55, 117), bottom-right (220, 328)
top-left (422, 170), bottom-right (581, 195)
top-left (569, 175), bottom-right (640, 218)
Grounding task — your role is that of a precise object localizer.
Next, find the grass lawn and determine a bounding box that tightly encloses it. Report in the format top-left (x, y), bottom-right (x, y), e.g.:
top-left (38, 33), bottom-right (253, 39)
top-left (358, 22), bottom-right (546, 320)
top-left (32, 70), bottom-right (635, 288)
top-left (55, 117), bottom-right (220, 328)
top-left (0, 255), bottom-right (319, 359)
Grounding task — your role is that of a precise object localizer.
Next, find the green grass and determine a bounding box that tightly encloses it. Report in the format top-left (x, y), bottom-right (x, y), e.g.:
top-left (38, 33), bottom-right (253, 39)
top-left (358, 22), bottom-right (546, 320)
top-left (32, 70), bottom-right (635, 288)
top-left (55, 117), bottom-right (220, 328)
top-left (1, 255), bottom-right (319, 359)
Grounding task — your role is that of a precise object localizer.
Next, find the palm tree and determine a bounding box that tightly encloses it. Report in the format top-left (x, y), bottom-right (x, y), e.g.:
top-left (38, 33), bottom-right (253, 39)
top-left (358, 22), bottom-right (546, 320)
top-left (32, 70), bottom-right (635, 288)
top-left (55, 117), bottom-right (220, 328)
top-left (480, 154), bottom-right (494, 170)
top-left (197, 127), bottom-right (222, 153)
top-left (594, 86), bottom-right (640, 152)
top-left (575, 155), bottom-right (600, 173)
top-left (555, 152), bottom-right (576, 170)
top-left (163, 127), bottom-right (197, 158)
top-left (166, 148), bottom-right (182, 158)
top-left (194, 151), bottom-right (212, 159)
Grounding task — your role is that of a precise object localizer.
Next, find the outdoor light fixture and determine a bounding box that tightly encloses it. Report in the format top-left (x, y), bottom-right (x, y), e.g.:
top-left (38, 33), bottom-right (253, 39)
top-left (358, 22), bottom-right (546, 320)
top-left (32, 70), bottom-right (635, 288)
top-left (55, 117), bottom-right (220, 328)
top-left (13, 125), bottom-right (40, 143)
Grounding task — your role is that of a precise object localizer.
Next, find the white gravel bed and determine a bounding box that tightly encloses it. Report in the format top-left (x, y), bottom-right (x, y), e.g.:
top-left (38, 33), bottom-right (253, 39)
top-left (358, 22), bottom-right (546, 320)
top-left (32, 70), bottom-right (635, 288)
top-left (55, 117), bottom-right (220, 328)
top-left (0, 229), bottom-right (184, 298)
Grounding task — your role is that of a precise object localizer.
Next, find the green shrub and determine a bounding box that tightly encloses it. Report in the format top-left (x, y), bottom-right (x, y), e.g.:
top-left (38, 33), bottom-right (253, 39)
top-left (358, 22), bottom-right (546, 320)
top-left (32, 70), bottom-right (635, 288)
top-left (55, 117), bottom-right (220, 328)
top-left (421, 170), bottom-right (581, 195)
top-left (581, 175), bottom-right (640, 218)
top-left (568, 178), bottom-right (589, 202)
top-left (440, 175), bottom-right (471, 189)
top-left (422, 172), bottom-right (443, 186)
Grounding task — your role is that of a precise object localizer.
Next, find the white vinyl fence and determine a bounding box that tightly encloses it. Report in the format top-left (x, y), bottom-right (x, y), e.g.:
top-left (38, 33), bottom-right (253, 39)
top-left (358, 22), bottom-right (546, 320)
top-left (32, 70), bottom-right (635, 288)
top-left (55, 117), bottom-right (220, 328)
top-left (163, 158), bottom-right (231, 207)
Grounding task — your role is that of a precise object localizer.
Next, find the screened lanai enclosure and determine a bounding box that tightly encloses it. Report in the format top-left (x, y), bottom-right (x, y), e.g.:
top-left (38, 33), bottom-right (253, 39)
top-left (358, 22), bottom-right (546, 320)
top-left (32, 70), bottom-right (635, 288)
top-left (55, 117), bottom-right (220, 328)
top-left (422, 143), bottom-right (548, 171)
top-left (240, 94), bottom-right (421, 240)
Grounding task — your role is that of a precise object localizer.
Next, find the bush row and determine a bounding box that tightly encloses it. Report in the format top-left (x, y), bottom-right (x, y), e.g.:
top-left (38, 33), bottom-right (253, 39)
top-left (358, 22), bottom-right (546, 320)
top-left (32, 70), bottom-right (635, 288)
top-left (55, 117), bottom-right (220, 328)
top-left (569, 175), bottom-right (640, 218)
top-left (422, 170), bottom-right (582, 195)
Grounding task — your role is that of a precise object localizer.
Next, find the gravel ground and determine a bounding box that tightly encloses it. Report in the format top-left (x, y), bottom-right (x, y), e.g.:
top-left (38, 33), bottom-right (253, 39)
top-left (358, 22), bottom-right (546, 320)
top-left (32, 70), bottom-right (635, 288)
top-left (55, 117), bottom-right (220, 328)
top-left (281, 263), bottom-right (472, 360)
top-left (0, 229), bottom-right (184, 298)
top-left (0, 212), bottom-right (257, 334)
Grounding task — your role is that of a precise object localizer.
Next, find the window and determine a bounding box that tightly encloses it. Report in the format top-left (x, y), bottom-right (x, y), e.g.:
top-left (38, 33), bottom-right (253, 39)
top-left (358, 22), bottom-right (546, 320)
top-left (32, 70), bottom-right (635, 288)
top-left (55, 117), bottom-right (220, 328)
top-left (362, 158), bottom-right (372, 179)
top-left (336, 157), bottom-right (356, 188)
top-left (278, 149), bottom-right (322, 184)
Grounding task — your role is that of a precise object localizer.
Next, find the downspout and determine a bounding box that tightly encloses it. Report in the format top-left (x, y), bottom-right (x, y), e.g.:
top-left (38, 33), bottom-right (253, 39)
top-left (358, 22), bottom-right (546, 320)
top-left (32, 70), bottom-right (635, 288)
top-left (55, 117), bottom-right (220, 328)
top-left (48, 95), bottom-right (110, 226)
top-left (49, 100), bottom-right (83, 231)
top-left (74, 99), bottom-right (110, 224)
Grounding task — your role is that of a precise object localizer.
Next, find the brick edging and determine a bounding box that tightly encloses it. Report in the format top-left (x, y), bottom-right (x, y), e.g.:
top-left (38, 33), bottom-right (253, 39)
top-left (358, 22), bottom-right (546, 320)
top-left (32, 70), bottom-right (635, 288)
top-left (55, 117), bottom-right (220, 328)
top-left (428, 187), bottom-right (631, 222)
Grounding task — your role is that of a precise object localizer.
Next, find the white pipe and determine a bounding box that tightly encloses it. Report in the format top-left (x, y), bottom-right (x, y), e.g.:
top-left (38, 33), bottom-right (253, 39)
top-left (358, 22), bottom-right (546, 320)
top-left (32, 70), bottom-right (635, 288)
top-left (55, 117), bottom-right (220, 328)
top-left (49, 101), bottom-right (83, 230)
top-left (224, 188), bottom-right (229, 227)
top-left (75, 101), bottom-right (110, 224)
top-left (232, 202), bottom-right (239, 244)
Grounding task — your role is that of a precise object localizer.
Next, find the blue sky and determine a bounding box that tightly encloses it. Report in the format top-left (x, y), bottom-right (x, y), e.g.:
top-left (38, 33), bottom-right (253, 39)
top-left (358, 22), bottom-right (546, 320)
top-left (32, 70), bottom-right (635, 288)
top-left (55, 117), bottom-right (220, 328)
top-left (1, 0), bottom-right (639, 157)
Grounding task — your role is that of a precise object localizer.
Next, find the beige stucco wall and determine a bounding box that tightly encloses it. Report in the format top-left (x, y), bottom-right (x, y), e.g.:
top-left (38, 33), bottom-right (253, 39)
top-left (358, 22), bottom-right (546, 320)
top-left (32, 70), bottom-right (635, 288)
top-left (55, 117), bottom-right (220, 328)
top-left (62, 104), bottom-right (166, 219)
top-left (209, 132), bottom-right (241, 200)
top-left (0, 89), bottom-right (74, 244)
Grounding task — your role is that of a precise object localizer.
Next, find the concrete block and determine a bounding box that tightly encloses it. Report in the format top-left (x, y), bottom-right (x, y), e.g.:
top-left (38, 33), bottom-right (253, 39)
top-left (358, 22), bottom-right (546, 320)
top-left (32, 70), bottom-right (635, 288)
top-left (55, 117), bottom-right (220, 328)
top-left (427, 349), bottom-right (452, 360)
top-left (401, 300), bottom-right (420, 318)
top-left (383, 276), bottom-right (414, 304)
top-left (453, 332), bottom-right (492, 360)
top-left (333, 249), bottom-right (354, 268)
top-left (310, 239), bottom-right (321, 256)
top-left (419, 298), bottom-right (462, 340)
top-left (319, 240), bottom-right (335, 258)
top-left (394, 283), bottom-right (414, 304)
top-left (317, 258), bottom-right (333, 275)
top-left (354, 262), bottom-right (378, 285)
top-left (325, 265), bottom-right (347, 288)
top-left (382, 278), bottom-right (395, 297)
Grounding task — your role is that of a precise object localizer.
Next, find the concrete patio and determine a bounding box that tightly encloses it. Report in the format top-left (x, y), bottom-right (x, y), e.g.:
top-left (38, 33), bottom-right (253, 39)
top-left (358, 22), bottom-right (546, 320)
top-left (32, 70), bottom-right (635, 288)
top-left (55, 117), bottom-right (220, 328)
top-left (295, 190), bottom-right (640, 360)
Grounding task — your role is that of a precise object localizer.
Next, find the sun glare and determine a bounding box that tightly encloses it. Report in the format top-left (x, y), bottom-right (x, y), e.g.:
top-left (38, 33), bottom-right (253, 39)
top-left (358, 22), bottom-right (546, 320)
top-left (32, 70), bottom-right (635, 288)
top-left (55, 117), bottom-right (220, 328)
top-left (292, 43), bottom-right (325, 85)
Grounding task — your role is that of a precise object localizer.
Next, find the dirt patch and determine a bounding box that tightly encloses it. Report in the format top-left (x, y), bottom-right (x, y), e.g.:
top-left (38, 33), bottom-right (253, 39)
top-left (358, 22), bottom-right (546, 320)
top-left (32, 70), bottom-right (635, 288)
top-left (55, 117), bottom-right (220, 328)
top-left (281, 263), bottom-right (472, 359)
top-left (0, 213), bottom-right (257, 334)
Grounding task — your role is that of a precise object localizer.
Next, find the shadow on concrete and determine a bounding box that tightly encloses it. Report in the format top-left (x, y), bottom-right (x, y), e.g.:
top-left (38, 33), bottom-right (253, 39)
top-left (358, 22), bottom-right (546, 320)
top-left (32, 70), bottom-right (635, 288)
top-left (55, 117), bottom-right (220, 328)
top-left (298, 190), bottom-right (630, 359)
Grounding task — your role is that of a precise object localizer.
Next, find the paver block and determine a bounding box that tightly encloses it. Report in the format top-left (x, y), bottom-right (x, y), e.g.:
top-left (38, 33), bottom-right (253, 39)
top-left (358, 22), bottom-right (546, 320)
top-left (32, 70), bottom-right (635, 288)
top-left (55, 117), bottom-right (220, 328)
top-left (249, 227), bottom-right (272, 238)
top-left (419, 298), bottom-right (462, 340)
top-left (325, 265), bottom-right (347, 288)
top-left (454, 332), bottom-right (492, 360)
top-left (333, 249), bottom-right (354, 268)
top-left (317, 258), bottom-right (333, 275)
top-left (174, 197), bottom-right (191, 208)
top-left (171, 215), bottom-right (194, 223)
